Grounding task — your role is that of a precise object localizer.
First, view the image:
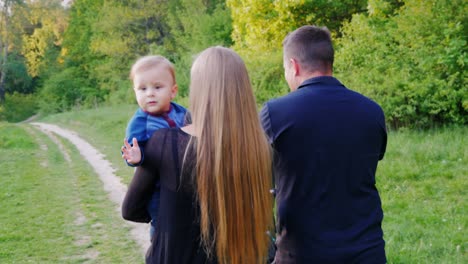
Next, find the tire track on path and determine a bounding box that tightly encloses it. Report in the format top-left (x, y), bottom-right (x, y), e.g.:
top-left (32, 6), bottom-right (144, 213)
top-left (24, 125), bottom-right (100, 262)
top-left (31, 122), bottom-right (150, 254)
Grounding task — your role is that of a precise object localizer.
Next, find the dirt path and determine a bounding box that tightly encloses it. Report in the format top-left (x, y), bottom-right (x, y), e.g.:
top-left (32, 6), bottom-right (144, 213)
top-left (24, 125), bottom-right (100, 261)
top-left (31, 122), bottom-right (150, 253)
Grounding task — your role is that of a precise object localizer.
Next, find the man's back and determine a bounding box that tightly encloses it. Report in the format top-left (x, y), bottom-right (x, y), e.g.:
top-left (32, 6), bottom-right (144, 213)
top-left (261, 76), bottom-right (387, 263)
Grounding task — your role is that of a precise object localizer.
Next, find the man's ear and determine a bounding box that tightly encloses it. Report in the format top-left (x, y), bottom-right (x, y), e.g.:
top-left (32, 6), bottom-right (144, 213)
top-left (290, 58), bottom-right (300, 76)
top-left (171, 84), bottom-right (178, 99)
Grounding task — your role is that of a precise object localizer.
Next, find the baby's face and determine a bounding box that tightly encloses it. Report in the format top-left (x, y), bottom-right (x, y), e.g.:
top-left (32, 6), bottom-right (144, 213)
top-left (133, 65), bottom-right (177, 115)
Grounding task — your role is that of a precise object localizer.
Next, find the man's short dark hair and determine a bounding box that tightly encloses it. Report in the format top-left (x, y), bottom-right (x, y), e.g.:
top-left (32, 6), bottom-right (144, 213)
top-left (283, 25), bottom-right (334, 73)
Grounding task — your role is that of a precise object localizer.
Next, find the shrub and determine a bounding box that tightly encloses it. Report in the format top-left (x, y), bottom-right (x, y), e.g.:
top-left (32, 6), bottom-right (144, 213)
top-left (38, 67), bottom-right (105, 114)
top-left (241, 50), bottom-right (289, 106)
top-left (0, 92), bottom-right (38, 122)
top-left (335, 0), bottom-right (467, 129)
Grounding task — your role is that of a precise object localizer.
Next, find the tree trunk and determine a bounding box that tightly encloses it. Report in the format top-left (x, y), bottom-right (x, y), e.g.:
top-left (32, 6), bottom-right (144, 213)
top-left (0, 1), bottom-right (9, 103)
top-left (0, 39), bottom-right (7, 103)
top-left (0, 75), bottom-right (5, 103)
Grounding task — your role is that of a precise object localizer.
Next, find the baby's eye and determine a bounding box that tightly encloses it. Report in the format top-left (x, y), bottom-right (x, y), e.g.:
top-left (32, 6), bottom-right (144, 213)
top-left (155, 86), bottom-right (161, 89)
top-left (140, 87), bottom-right (147, 91)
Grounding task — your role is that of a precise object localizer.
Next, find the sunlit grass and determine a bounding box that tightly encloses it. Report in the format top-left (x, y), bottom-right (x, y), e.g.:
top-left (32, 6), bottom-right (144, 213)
top-left (378, 127), bottom-right (467, 263)
top-left (0, 122), bottom-right (143, 263)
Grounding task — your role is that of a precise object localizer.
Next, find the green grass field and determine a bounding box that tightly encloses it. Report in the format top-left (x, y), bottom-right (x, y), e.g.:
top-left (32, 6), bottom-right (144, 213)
top-left (378, 128), bottom-right (466, 263)
top-left (0, 121), bottom-right (143, 263)
top-left (1, 105), bottom-right (466, 263)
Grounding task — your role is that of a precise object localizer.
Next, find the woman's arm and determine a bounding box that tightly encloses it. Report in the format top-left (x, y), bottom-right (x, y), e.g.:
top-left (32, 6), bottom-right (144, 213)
top-left (122, 161), bottom-right (158, 223)
top-left (122, 129), bottom-right (168, 222)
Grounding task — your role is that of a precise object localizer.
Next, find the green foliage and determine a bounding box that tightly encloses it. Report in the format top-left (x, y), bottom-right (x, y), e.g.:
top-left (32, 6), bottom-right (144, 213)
top-left (0, 92), bottom-right (37, 122)
top-left (243, 50), bottom-right (289, 105)
top-left (2, 0), bottom-right (466, 128)
top-left (165, 0), bottom-right (233, 97)
top-left (227, 0), bottom-right (367, 53)
top-left (61, 0), bottom-right (103, 66)
top-left (335, 0), bottom-right (467, 128)
top-left (38, 66), bottom-right (103, 113)
top-left (227, 0), bottom-right (368, 107)
top-left (89, 0), bottom-right (171, 95)
top-left (4, 52), bottom-right (34, 94)
top-left (167, 0), bottom-right (232, 53)
top-left (21, 0), bottom-right (67, 77)
top-left (53, 0), bottom-right (106, 111)
top-left (57, 0), bottom-right (175, 107)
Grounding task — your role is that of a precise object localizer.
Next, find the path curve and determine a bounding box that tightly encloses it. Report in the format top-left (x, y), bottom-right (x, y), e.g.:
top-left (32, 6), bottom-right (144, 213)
top-left (31, 122), bottom-right (150, 253)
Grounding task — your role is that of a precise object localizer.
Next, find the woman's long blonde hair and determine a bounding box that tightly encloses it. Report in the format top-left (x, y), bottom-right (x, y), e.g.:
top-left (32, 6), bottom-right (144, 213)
top-left (189, 46), bottom-right (273, 263)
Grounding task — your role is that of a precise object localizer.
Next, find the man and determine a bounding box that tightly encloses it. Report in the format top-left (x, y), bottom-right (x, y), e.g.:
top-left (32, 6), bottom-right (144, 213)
top-left (261, 25), bottom-right (387, 263)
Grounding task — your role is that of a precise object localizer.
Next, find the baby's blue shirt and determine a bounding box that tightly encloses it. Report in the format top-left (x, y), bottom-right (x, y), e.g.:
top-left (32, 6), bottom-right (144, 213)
top-left (125, 102), bottom-right (187, 165)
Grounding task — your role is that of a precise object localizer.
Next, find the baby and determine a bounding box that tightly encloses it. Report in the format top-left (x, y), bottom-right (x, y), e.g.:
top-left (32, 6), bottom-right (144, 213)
top-left (121, 55), bottom-right (187, 240)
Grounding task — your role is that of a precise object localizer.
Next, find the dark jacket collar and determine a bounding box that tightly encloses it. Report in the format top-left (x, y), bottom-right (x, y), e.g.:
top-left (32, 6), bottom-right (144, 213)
top-left (297, 76), bottom-right (344, 90)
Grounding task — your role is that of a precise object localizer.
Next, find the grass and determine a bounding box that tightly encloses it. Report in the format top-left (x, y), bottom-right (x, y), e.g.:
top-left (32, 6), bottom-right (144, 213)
top-left (378, 128), bottom-right (467, 263)
top-left (7, 105), bottom-right (468, 263)
top-left (0, 122), bottom-right (143, 263)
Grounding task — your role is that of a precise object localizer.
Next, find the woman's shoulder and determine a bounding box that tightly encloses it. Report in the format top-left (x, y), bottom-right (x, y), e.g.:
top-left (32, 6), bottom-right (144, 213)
top-left (143, 128), bottom-right (190, 168)
top-left (151, 127), bottom-right (189, 137)
top-left (147, 128), bottom-right (190, 146)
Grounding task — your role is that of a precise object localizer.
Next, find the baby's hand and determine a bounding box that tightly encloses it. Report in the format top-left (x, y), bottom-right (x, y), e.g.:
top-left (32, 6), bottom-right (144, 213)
top-left (122, 138), bottom-right (142, 165)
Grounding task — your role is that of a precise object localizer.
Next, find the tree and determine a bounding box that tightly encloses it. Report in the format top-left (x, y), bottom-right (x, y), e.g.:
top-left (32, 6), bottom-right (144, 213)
top-left (226, 0), bottom-right (369, 105)
top-left (21, 0), bottom-right (67, 77)
top-left (89, 0), bottom-right (172, 98)
top-left (39, 0), bottom-right (105, 111)
top-left (167, 0), bottom-right (232, 54)
top-left (227, 0), bottom-right (367, 54)
top-left (165, 0), bottom-right (233, 96)
top-left (4, 51), bottom-right (33, 94)
top-left (0, 0), bottom-right (24, 103)
top-left (335, 0), bottom-right (467, 128)
top-left (61, 0), bottom-right (103, 68)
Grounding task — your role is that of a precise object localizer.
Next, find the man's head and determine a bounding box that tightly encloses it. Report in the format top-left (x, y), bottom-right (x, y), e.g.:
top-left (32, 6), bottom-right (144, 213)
top-left (282, 25), bottom-right (334, 91)
top-left (130, 55), bottom-right (178, 115)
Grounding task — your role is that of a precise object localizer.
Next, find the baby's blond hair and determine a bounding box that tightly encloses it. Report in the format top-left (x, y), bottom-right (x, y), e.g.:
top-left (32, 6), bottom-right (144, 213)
top-left (129, 55), bottom-right (176, 84)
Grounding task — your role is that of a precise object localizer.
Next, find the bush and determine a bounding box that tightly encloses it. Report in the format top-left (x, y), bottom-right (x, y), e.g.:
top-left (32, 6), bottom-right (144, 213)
top-left (38, 67), bottom-right (105, 114)
top-left (0, 92), bottom-right (38, 122)
top-left (241, 50), bottom-right (289, 106)
top-left (335, 0), bottom-right (467, 129)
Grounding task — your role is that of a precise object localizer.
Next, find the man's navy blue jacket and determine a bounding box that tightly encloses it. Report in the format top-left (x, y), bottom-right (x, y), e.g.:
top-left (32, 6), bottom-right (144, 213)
top-left (261, 76), bottom-right (387, 263)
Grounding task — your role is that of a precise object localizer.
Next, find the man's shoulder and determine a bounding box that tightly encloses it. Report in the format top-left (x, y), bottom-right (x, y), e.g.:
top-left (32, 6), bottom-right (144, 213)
top-left (347, 89), bottom-right (385, 113)
top-left (263, 89), bottom-right (309, 116)
top-left (260, 92), bottom-right (301, 133)
top-left (264, 92), bottom-right (297, 108)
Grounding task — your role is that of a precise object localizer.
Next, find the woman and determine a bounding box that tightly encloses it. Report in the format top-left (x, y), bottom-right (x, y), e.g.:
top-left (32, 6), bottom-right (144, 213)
top-left (122, 46), bottom-right (274, 264)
